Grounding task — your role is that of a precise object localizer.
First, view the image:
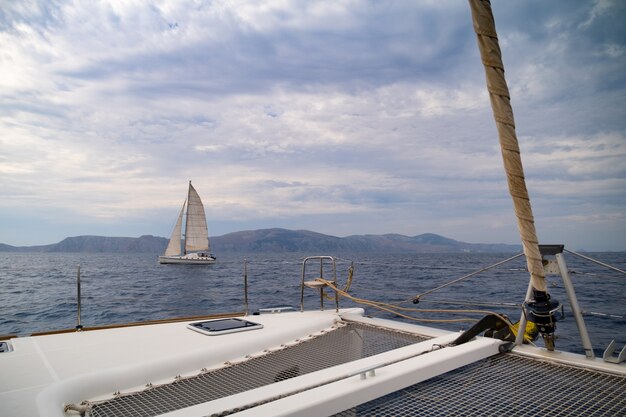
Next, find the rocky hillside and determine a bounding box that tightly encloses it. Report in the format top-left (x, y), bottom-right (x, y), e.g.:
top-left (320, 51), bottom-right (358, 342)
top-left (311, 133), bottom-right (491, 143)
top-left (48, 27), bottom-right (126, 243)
top-left (214, 229), bottom-right (520, 253)
top-left (0, 229), bottom-right (521, 253)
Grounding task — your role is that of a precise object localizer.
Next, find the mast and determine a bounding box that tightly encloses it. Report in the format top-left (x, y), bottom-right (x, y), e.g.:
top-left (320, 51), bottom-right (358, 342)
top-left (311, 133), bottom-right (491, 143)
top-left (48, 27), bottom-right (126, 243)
top-left (469, 0), bottom-right (559, 349)
top-left (184, 180), bottom-right (191, 255)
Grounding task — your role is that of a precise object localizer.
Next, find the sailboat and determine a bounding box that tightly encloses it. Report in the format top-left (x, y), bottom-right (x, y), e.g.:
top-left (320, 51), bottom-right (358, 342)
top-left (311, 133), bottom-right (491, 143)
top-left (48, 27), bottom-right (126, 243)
top-left (158, 181), bottom-right (216, 264)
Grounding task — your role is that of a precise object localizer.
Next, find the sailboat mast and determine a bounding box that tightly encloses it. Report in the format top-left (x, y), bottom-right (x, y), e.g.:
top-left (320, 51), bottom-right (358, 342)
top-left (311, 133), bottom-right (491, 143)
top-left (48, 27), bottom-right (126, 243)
top-left (469, 0), bottom-right (546, 294)
top-left (469, 0), bottom-right (560, 349)
top-left (183, 180), bottom-right (192, 255)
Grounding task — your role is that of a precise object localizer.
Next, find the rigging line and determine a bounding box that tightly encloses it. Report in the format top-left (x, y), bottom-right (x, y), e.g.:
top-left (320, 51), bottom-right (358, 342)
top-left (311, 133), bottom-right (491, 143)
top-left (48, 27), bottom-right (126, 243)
top-left (318, 278), bottom-right (511, 322)
top-left (349, 290), bottom-right (521, 309)
top-left (564, 249), bottom-right (626, 275)
top-left (333, 256), bottom-right (360, 263)
top-left (335, 258), bottom-right (468, 270)
top-left (320, 278), bottom-right (533, 342)
top-left (413, 298), bottom-right (521, 309)
top-left (585, 311), bottom-right (626, 320)
top-left (413, 252), bottom-right (525, 301)
top-left (364, 253), bottom-right (526, 317)
top-left (352, 298), bottom-right (479, 323)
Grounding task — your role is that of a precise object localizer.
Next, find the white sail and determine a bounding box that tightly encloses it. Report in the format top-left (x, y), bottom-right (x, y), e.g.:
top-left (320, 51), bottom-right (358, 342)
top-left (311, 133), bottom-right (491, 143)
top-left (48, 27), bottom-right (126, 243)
top-left (184, 183), bottom-right (210, 253)
top-left (159, 181), bottom-right (215, 264)
top-left (163, 201), bottom-right (185, 256)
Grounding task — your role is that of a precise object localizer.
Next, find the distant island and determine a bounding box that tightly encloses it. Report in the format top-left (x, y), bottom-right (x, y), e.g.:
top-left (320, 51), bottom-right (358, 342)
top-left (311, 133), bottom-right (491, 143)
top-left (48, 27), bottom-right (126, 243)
top-left (0, 228), bottom-right (521, 254)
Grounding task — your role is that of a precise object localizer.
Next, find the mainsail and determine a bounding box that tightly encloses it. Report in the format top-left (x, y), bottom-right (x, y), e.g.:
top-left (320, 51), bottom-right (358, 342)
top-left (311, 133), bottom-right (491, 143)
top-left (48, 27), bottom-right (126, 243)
top-left (184, 183), bottom-right (210, 253)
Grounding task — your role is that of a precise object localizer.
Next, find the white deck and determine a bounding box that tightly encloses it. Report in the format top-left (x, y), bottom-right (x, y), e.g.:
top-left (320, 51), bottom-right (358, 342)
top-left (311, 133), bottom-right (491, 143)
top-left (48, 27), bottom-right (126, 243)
top-left (0, 310), bottom-right (344, 416)
top-left (0, 308), bottom-right (450, 416)
top-left (2, 308), bottom-right (624, 417)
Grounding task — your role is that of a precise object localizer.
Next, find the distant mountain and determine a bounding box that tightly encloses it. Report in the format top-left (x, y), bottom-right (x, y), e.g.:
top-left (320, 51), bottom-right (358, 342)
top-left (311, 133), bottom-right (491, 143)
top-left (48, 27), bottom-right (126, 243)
top-left (0, 229), bottom-right (521, 253)
top-left (0, 235), bottom-right (168, 253)
top-left (213, 229), bottom-right (520, 253)
top-left (214, 229), bottom-right (345, 253)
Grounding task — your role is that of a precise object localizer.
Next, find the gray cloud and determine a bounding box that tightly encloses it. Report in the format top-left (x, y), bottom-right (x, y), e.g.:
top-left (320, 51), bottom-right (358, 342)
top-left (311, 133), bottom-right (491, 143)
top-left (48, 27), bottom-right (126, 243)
top-left (0, 0), bottom-right (624, 250)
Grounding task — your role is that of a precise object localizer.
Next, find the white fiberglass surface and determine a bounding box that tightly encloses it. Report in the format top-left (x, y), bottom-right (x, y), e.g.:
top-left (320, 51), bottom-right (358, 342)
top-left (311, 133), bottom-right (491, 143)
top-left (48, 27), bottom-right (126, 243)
top-left (2, 310), bottom-right (354, 417)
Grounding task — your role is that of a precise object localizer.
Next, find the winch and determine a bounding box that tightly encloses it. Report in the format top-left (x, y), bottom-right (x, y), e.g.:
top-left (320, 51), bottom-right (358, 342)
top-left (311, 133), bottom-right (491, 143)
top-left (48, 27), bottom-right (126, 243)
top-left (525, 289), bottom-right (562, 350)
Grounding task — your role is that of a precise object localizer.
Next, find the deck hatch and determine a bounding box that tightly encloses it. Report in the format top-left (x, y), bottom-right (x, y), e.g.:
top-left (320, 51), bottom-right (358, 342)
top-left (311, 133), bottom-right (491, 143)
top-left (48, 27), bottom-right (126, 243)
top-left (82, 321), bottom-right (428, 417)
top-left (332, 352), bottom-right (626, 417)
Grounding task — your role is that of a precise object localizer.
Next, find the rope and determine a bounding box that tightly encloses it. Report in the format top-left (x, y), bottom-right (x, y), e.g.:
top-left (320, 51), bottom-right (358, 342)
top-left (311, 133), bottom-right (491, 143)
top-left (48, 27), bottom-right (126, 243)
top-left (415, 297), bottom-right (521, 309)
top-left (413, 252), bottom-right (525, 301)
top-left (585, 311), bottom-right (626, 320)
top-left (319, 279), bottom-right (509, 327)
top-left (358, 252), bottom-right (524, 310)
top-left (564, 249), bottom-right (626, 275)
top-left (469, 0), bottom-right (546, 293)
top-left (390, 249), bottom-right (623, 314)
top-left (318, 278), bottom-right (489, 321)
top-left (317, 278), bottom-right (534, 344)
top-left (323, 264), bottom-right (354, 301)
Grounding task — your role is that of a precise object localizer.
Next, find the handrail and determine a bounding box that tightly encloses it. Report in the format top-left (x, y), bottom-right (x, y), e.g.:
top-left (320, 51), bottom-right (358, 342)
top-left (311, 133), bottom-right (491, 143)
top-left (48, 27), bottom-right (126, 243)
top-left (76, 264), bottom-right (82, 331)
top-left (244, 259), bottom-right (249, 315)
top-left (300, 256), bottom-right (338, 312)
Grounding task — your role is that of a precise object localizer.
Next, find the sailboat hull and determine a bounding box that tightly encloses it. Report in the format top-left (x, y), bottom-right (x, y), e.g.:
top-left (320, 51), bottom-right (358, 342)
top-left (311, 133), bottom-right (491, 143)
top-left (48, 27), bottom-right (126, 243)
top-left (158, 253), bottom-right (216, 264)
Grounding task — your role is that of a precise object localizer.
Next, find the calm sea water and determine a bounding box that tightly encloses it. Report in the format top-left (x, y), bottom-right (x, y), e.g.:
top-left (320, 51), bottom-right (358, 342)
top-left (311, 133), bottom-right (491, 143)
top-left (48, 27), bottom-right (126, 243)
top-left (1, 251), bottom-right (624, 357)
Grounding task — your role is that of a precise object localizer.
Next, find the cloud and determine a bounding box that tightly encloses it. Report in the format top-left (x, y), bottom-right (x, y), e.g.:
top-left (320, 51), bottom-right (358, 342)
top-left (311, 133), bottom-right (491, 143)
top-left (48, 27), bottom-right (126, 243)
top-left (0, 1), bottom-right (625, 250)
top-left (579, 0), bottom-right (621, 29)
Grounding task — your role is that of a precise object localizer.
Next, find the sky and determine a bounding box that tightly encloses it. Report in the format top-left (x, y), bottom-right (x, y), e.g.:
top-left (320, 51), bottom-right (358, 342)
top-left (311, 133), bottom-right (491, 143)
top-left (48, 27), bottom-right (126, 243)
top-left (0, 0), bottom-right (625, 251)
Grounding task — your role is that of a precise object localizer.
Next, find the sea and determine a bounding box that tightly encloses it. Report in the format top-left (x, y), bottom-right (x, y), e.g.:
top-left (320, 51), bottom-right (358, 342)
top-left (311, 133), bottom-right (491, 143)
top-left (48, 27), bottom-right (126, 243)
top-left (1, 251), bottom-right (624, 357)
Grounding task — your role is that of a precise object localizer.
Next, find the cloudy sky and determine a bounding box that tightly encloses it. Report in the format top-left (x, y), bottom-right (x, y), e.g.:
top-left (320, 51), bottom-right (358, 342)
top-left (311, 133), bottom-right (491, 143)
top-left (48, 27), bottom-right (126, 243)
top-left (1, 0), bottom-right (625, 251)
